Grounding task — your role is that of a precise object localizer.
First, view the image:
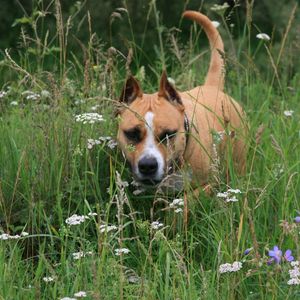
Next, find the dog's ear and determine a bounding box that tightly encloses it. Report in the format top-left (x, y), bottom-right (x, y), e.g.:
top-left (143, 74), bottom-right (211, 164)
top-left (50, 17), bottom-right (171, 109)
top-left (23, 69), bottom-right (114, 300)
top-left (158, 71), bottom-right (182, 105)
top-left (119, 76), bottom-right (143, 104)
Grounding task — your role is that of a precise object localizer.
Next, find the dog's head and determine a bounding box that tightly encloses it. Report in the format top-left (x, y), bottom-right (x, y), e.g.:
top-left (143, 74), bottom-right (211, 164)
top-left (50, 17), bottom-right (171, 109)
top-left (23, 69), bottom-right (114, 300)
top-left (117, 72), bottom-right (187, 186)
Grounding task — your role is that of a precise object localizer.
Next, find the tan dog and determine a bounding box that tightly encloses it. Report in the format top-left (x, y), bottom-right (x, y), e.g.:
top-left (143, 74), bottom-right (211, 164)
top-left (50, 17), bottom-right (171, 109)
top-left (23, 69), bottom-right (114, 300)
top-left (117, 11), bottom-right (246, 189)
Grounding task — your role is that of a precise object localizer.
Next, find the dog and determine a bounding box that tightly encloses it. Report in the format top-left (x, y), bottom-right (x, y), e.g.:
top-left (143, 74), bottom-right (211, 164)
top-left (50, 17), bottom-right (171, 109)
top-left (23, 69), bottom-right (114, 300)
top-left (116, 11), bottom-right (247, 191)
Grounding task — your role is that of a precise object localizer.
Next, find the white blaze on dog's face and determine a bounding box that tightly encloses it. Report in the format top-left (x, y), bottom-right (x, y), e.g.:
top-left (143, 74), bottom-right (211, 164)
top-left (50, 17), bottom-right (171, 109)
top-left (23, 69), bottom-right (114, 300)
top-left (117, 72), bottom-right (187, 185)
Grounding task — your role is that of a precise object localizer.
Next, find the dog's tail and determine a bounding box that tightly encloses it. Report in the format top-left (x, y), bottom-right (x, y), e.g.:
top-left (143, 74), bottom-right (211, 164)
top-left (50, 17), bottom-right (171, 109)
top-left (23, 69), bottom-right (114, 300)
top-left (183, 11), bottom-right (224, 90)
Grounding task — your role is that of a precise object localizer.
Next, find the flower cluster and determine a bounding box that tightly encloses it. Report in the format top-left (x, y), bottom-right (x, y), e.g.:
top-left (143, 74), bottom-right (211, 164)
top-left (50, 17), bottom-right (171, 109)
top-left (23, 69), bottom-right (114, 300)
top-left (284, 110), bottom-right (294, 117)
top-left (72, 251), bottom-right (93, 260)
top-left (288, 261), bottom-right (300, 285)
top-left (268, 245), bottom-right (294, 264)
top-left (0, 91), bottom-right (7, 98)
top-left (217, 188), bottom-right (242, 202)
top-left (75, 113), bottom-right (104, 124)
top-left (115, 248), bottom-right (130, 256)
top-left (0, 231), bottom-right (29, 240)
top-left (219, 261), bottom-right (243, 274)
top-left (210, 2), bottom-right (229, 12)
top-left (74, 291), bottom-right (87, 298)
top-left (256, 33), bottom-right (271, 41)
top-left (43, 276), bottom-right (55, 283)
top-left (151, 221), bottom-right (164, 230)
top-left (99, 224), bottom-right (118, 233)
top-left (65, 214), bottom-right (89, 226)
top-left (87, 136), bottom-right (117, 150)
top-left (169, 198), bottom-right (184, 213)
top-left (22, 91), bottom-right (41, 101)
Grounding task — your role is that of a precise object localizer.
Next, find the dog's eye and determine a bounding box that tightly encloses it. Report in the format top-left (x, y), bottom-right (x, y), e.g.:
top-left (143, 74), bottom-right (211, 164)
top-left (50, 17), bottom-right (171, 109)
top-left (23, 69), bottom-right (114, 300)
top-left (158, 130), bottom-right (177, 143)
top-left (124, 128), bottom-right (142, 143)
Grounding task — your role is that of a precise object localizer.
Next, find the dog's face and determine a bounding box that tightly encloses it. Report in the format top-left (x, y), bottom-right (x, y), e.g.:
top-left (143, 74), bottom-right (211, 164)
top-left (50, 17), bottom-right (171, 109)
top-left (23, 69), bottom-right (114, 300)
top-left (117, 72), bottom-right (187, 185)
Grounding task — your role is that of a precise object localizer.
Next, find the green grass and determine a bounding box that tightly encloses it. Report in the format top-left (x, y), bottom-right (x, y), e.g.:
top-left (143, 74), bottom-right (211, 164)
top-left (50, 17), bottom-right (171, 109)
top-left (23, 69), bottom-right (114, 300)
top-left (0, 1), bottom-right (300, 299)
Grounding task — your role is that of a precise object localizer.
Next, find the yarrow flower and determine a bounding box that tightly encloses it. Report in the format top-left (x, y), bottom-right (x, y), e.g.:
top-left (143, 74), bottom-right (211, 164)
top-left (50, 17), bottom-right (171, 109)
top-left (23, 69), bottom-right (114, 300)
top-left (217, 188), bottom-right (241, 202)
top-left (151, 221), bottom-right (164, 230)
top-left (169, 198), bottom-right (184, 213)
top-left (0, 91), bottom-right (7, 98)
top-left (75, 113), bottom-right (104, 124)
top-left (211, 2), bottom-right (230, 12)
top-left (115, 248), bottom-right (130, 256)
top-left (287, 261), bottom-right (300, 285)
top-left (43, 276), bottom-right (55, 282)
top-left (60, 297), bottom-right (77, 300)
top-left (219, 261), bottom-right (242, 274)
top-left (99, 224), bottom-right (118, 233)
top-left (72, 251), bottom-right (93, 260)
top-left (65, 214), bottom-right (89, 226)
top-left (22, 91), bottom-right (41, 100)
top-left (74, 291), bottom-right (87, 298)
top-left (256, 33), bottom-right (271, 41)
top-left (284, 110), bottom-right (294, 117)
top-left (0, 232), bottom-right (28, 240)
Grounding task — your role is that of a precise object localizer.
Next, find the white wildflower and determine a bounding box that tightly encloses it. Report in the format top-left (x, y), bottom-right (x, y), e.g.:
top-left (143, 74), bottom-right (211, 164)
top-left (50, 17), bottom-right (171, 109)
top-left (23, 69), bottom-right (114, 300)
top-left (74, 291), bottom-right (87, 298)
top-left (227, 188), bottom-right (241, 194)
top-left (65, 214), bottom-right (89, 226)
top-left (284, 110), bottom-right (294, 117)
top-left (22, 91), bottom-right (40, 100)
top-left (21, 231), bottom-right (29, 236)
top-left (289, 267), bottom-right (300, 278)
top-left (169, 198), bottom-right (184, 208)
top-left (287, 278), bottom-right (300, 285)
top-left (60, 297), bottom-right (77, 300)
top-left (0, 91), bottom-right (7, 98)
top-left (287, 260), bottom-right (300, 285)
top-left (87, 138), bottom-right (101, 149)
top-left (211, 2), bottom-right (230, 12)
top-left (211, 21), bottom-right (220, 28)
top-left (217, 192), bottom-right (228, 198)
top-left (107, 139), bottom-right (118, 149)
top-left (75, 99), bottom-right (85, 105)
top-left (87, 212), bottom-right (97, 217)
top-left (115, 248), bottom-right (130, 256)
top-left (151, 221), bottom-right (164, 230)
top-left (217, 188), bottom-right (242, 203)
top-left (75, 113), bottom-right (104, 124)
top-left (256, 33), bottom-right (270, 41)
top-left (219, 261), bottom-right (242, 273)
top-left (90, 104), bottom-right (100, 111)
top-left (43, 276), bottom-right (55, 282)
top-left (72, 251), bottom-right (93, 260)
top-left (291, 261), bottom-right (300, 267)
top-left (10, 101), bottom-right (18, 106)
top-left (226, 196), bottom-right (239, 202)
top-left (0, 233), bottom-right (21, 240)
top-left (99, 224), bottom-right (118, 233)
top-left (0, 233), bottom-right (10, 240)
top-left (175, 208), bottom-right (183, 213)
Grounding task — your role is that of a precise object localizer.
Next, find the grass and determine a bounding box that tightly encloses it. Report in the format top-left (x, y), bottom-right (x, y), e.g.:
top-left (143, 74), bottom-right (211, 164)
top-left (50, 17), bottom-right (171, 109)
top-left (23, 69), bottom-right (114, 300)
top-left (0, 1), bottom-right (300, 299)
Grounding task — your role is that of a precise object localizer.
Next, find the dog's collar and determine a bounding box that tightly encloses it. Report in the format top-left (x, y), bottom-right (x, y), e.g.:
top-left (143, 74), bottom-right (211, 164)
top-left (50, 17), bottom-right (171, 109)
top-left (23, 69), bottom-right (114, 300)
top-left (184, 112), bottom-right (190, 145)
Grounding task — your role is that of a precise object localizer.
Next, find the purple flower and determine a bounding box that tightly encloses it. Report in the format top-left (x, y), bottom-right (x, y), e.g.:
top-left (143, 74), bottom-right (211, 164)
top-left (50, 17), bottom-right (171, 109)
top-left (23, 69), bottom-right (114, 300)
top-left (268, 246), bottom-right (282, 264)
top-left (295, 216), bottom-right (300, 223)
top-left (284, 249), bottom-right (294, 262)
top-left (244, 247), bottom-right (253, 255)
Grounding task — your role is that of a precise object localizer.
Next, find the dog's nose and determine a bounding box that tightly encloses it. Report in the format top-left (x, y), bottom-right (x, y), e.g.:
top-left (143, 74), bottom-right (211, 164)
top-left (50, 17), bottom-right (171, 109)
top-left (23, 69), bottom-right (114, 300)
top-left (138, 156), bottom-right (158, 175)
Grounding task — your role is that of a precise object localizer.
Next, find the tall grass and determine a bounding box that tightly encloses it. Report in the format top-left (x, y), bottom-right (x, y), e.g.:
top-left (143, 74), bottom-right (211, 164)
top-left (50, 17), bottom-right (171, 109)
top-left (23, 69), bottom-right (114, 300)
top-left (0, 1), bottom-right (300, 299)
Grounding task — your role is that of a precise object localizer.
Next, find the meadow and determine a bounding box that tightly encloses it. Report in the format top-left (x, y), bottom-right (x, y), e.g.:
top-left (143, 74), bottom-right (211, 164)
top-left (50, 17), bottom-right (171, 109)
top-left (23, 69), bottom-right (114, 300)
top-left (0, 1), bottom-right (300, 299)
